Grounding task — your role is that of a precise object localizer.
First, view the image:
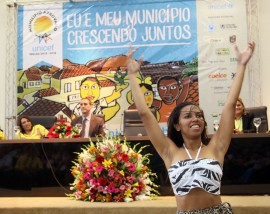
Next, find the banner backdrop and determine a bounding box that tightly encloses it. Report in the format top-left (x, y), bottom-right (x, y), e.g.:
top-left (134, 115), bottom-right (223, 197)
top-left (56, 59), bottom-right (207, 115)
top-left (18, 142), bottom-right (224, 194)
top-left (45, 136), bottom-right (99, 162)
top-left (17, 0), bottom-right (248, 135)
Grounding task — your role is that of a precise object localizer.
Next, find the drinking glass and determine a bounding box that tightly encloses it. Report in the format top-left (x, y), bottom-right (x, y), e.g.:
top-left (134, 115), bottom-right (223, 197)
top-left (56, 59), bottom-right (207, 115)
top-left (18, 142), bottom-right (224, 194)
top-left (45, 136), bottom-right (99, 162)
top-left (253, 117), bottom-right (262, 133)
top-left (14, 126), bottom-right (21, 136)
top-left (213, 120), bottom-right (219, 132)
top-left (75, 123), bottom-right (82, 133)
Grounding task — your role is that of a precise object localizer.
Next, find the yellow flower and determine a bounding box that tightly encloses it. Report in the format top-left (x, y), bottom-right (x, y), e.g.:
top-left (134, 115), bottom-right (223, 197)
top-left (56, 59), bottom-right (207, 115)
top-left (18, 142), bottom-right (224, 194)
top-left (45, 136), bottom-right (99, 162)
top-left (102, 159), bottom-right (112, 168)
top-left (89, 146), bottom-right (97, 153)
top-left (71, 169), bottom-right (80, 175)
top-left (119, 170), bottom-right (125, 176)
top-left (132, 182), bottom-right (139, 187)
top-left (142, 166), bottom-right (148, 172)
top-left (124, 189), bottom-right (134, 198)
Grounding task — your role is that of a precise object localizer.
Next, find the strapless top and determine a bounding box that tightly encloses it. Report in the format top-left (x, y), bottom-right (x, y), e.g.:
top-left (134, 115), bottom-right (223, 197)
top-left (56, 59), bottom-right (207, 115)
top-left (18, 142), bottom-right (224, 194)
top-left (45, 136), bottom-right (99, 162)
top-left (168, 158), bottom-right (223, 196)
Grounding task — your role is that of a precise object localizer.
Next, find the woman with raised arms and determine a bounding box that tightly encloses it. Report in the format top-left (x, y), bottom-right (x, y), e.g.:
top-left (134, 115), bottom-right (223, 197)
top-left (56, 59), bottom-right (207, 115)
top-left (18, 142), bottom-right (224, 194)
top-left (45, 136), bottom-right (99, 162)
top-left (127, 42), bottom-right (255, 213)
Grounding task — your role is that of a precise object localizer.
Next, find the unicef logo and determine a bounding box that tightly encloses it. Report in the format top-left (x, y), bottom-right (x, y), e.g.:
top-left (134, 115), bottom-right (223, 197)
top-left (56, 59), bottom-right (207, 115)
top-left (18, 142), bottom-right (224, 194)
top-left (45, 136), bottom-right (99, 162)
top-left (28, 11), bottom-right (58, 44)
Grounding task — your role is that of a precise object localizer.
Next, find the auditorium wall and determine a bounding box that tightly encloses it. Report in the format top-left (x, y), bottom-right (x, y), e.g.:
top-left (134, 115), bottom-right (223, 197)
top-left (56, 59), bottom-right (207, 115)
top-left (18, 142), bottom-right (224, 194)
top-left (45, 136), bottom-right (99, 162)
top-left (0, 0), bottom-right (269, 132)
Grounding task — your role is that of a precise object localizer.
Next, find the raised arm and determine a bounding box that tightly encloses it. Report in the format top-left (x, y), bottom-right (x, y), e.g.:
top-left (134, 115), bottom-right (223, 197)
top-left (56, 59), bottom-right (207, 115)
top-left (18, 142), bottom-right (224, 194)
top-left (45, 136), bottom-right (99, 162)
top-left (127, 47), bottom-right (172, 159)
top-left (214, 42), bottom-right (255, 155)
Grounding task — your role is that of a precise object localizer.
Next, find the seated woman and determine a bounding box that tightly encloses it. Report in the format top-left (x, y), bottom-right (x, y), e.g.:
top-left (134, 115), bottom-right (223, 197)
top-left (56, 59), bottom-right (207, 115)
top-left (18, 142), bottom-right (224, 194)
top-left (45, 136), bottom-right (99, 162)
top-left (234, 98), bottom-right (256, 134)
top-left (16, 115), bottom-right (49, 139)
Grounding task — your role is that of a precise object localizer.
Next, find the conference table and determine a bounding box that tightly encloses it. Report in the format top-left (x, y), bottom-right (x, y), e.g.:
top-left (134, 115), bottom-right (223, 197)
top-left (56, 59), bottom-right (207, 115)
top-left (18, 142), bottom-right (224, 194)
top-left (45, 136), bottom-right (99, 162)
top-left (0, 133), bottom-right (270, 196)
top-left (1, 132), bottom-right (269, 144)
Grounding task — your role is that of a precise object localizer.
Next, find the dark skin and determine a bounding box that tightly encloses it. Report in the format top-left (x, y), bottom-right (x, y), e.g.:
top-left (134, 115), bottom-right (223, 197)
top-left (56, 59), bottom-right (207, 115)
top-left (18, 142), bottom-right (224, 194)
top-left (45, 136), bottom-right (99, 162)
top-left (127, 42), bottom-right (255, 210)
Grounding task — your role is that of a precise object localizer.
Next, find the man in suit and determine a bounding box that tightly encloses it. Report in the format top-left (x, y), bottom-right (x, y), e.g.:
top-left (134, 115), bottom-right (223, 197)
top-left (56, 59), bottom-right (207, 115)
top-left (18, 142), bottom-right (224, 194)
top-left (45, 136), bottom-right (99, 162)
top-left (71, 98), bottom-right (105, 137)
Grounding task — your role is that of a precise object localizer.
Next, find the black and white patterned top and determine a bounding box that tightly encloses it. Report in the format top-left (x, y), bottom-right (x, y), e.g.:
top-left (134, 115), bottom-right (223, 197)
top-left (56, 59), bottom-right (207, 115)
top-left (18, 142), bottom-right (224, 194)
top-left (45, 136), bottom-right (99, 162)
top-left (168, 158), bottom-right (223, 196)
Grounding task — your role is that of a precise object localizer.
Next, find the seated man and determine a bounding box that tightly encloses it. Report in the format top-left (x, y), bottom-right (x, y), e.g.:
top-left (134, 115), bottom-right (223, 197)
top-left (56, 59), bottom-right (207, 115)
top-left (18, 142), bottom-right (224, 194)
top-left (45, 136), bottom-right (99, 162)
top-left (71, 98), bottom-right (105, 137)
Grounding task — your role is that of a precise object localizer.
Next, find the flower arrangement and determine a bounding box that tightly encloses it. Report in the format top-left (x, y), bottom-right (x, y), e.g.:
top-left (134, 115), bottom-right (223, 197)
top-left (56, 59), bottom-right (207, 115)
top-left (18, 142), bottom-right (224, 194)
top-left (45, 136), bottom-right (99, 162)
top-left (47, 122), bottom-right (80, 138)
top-left (68, 137), bottom-right (159, 202)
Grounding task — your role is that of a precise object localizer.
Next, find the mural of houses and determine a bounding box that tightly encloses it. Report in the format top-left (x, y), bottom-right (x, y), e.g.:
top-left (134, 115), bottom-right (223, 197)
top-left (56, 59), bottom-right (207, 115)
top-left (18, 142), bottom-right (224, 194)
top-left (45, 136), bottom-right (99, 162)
top-left (17, 97), bottom-right (29, 113)
top-left (17, 55), bottom-right (199, 124)
top-left (42, 64), bottom-right (116, 111)
top-left (185, 81), bottom-right (199, 105)
top-left (30, 64), bottom-right (118, 113)
top-left (140, 61), bottom-right (186, 84)
top-left (18, 98), bottom-right (72, 122)
top-left (33, 87), bottom-right (60, 100)
top-left (19, 67), bottom-right (45, 89)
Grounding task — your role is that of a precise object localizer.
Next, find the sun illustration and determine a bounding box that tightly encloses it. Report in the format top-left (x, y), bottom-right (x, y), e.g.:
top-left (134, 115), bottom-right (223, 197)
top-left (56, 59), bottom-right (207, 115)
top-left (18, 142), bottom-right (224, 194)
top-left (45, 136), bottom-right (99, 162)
top-left (34, 16), bottom-right (53, 34)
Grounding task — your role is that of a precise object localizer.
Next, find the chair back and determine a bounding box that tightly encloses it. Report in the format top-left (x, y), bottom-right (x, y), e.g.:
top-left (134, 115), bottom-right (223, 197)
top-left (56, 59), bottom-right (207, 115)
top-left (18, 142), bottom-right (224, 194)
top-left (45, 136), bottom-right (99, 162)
top-left (123, 109), bottom-right (155, 136)
top-left (30, 116), bottom-right (57, 129)
top-left (246, 106), bottom-right (268, 133)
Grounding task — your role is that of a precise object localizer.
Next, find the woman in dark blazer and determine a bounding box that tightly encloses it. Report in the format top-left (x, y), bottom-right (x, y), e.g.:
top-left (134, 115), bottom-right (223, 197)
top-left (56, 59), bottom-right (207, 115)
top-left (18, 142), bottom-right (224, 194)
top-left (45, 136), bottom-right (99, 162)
top-left (234, 98), bottom-right (256, 133)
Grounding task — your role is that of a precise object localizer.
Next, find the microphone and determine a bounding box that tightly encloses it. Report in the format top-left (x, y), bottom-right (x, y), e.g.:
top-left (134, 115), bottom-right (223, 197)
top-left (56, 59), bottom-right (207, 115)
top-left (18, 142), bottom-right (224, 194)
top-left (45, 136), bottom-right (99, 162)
top-left (119, 112), bottom-right (124, 136)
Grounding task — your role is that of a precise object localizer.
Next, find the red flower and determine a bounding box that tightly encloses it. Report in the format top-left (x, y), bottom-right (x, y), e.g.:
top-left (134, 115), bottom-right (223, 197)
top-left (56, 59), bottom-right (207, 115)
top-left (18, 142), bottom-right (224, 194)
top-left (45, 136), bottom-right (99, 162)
top-left (98, 177), bottom-right (107, 186)
top-left (128, 163), bottom-right (136, 172)
top-left (46, 122), bottom-right (80, 138)
top-left (122, 153), bottom-right (129, 162)
top-left (96, 155), bottom-right (104, 164)
top-left (72, 134), bottom-right (80, 138)
top-left (107, 185), bottom-right (116, 193)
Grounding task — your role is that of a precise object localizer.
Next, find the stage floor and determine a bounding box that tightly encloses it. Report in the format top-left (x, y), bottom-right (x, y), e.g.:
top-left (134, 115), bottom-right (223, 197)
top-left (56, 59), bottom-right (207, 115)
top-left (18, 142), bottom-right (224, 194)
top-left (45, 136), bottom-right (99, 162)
top-left (0, 196), bottom-right (269, 214)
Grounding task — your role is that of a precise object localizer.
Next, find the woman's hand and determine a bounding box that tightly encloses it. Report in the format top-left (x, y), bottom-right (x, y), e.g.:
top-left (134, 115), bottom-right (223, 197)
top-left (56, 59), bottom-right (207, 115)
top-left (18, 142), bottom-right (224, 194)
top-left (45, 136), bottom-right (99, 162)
top-left (127, 45), bottom-right (142, 75)
top-left (235, 42), bottom-right (255, 66)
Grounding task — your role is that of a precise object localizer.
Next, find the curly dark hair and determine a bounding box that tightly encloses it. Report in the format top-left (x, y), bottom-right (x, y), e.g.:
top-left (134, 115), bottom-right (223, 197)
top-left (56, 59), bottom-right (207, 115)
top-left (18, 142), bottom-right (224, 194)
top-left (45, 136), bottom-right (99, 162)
top-left (167, 101), bottom-right (209, 147)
